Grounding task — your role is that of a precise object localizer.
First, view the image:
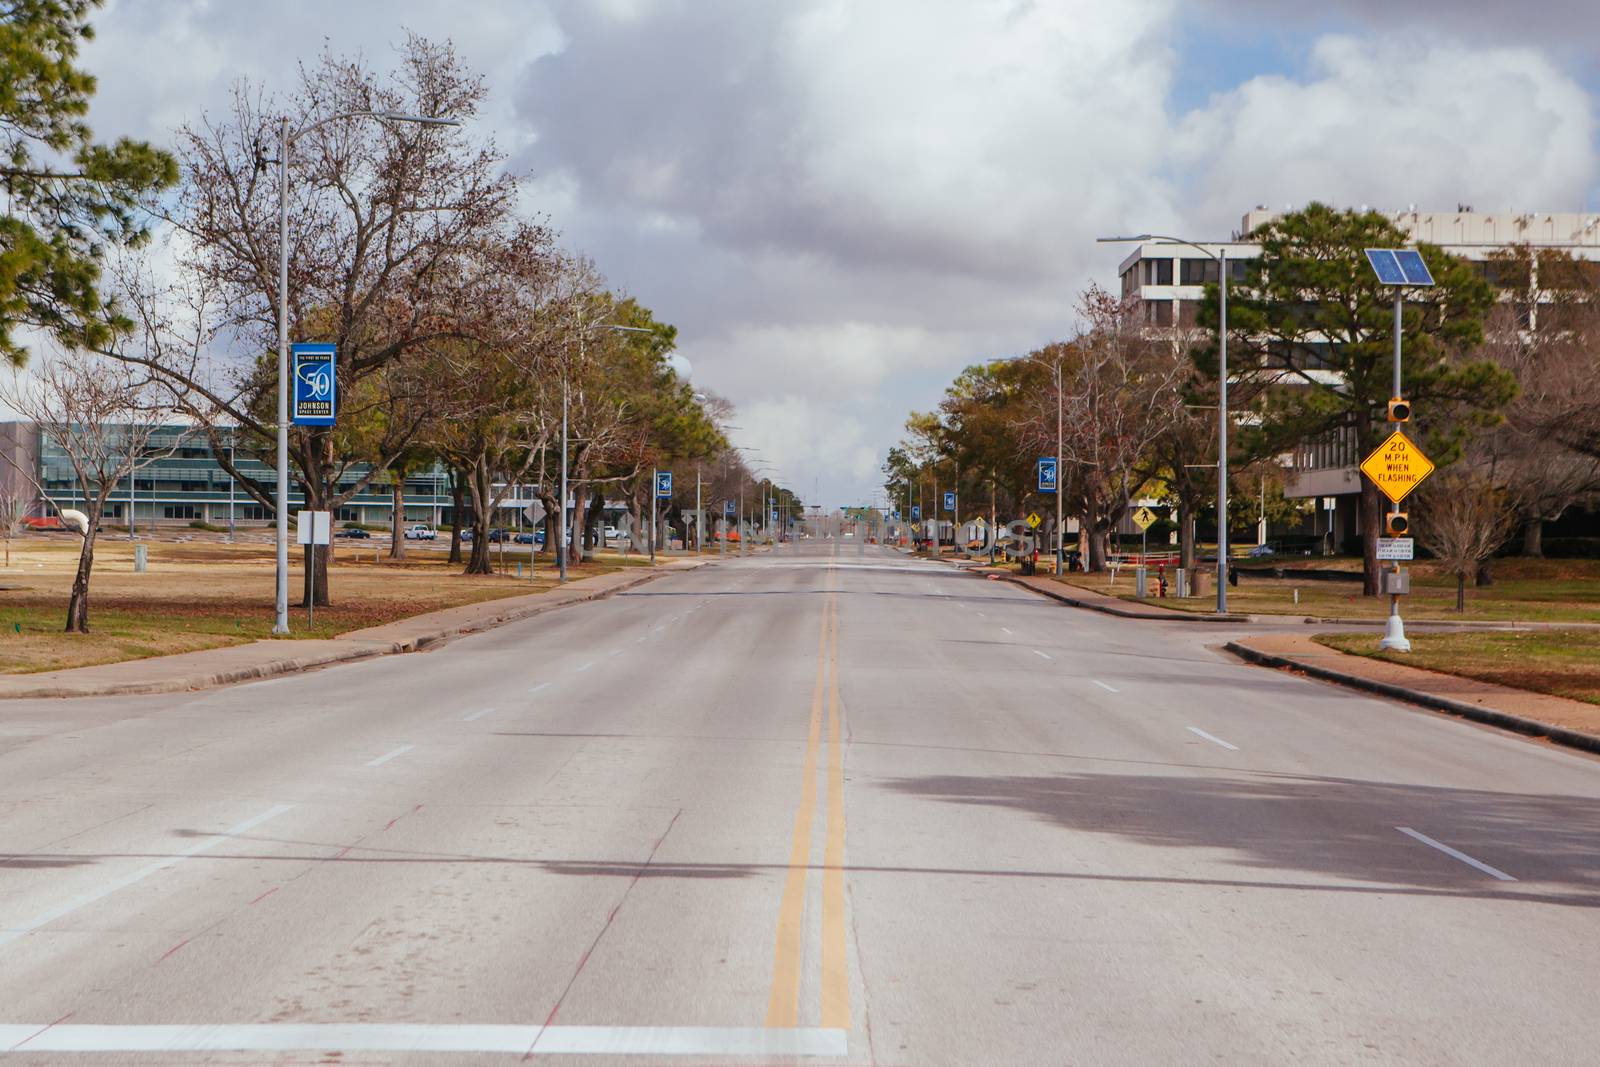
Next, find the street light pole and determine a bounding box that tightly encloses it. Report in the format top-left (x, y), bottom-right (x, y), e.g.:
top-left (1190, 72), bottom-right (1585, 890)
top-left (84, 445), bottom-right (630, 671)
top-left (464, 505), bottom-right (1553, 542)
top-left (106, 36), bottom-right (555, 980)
top-left (1054, 357), bottom-right (1064, 575)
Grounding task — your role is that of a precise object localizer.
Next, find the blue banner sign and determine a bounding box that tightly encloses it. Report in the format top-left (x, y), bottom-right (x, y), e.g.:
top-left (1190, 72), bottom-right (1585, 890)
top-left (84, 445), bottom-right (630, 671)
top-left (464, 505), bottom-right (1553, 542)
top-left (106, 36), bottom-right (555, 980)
top-left (911, 505), bottom-right (921, 520)
top-left (724, 499), bottom-right (736, 516)
top-left (1037, 457), bottom-right (1058, 494)
top-left (290, 343), bottom-right (336, 426)
top-left (655, 471), bottom-right (673, 498)
top-left (943, 491), bottom-right (956, 511)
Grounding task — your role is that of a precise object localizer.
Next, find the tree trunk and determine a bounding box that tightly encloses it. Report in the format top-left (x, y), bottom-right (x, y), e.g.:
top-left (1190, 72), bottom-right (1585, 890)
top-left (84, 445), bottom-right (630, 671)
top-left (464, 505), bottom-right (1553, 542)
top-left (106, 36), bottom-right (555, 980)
top-left (1521, 519), bottom-right (1543, 558)
top-left (448, 471), bottom-right (465, 564)
top-left (1359, 479), bottom-right (1381, 596)
top-left (389, 475), bottom-right (406, 560)
top-left (65, 525), bottom-right (98, 633)
top-left (1475, 558), bottom-right (1494, 587)
top-left (464, 459), bottom-right (494, 575)
top-left (1456, 573), bottom-right (1466, 611)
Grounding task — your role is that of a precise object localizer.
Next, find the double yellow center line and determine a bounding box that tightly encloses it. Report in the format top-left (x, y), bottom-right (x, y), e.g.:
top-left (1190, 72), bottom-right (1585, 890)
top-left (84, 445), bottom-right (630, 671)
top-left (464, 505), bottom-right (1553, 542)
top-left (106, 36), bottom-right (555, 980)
top-left (766, 558), bottom-right (848, 1029)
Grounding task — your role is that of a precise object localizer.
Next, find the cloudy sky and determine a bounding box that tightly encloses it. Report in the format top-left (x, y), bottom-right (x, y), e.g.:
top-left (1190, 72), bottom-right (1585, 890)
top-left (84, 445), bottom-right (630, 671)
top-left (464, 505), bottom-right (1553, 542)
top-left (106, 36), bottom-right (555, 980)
top-left (81, 0), bottom-right (1600, 508)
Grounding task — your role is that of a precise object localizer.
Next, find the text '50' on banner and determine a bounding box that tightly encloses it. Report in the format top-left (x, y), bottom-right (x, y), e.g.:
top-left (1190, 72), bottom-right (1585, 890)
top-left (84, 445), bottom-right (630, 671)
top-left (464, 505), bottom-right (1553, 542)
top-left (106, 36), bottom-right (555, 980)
top-left (290, 344), bottom-right (336, 426)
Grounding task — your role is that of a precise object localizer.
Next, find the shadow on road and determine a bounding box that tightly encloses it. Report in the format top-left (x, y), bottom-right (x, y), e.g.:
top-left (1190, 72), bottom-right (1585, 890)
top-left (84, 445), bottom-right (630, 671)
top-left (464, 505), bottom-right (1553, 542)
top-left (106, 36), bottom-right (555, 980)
top-left (881, 769), bottom-right (1600, 903)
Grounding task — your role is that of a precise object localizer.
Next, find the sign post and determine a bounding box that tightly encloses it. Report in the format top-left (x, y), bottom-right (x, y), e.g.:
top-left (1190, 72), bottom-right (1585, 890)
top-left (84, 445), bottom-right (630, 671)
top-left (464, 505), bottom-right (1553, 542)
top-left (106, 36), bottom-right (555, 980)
top-left (1363, 247), bottom-right (1437, 652)
top-left (296, 510), bottom-right (331, 626)
top-left (652, 470), bottom-right (672, 565)
top-left (1131, 505), bottom-right (1157, 562)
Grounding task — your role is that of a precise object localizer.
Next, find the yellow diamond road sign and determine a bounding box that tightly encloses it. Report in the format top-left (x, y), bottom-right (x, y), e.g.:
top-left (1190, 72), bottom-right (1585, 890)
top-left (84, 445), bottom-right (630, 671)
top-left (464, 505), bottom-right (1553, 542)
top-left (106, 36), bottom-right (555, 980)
top-left (1025, 512), bottom-right (1042, 529)
top-left (1131, 506), bottom-right (1158, 531)
top-left (1360, 430), bottom-right (1435, 505)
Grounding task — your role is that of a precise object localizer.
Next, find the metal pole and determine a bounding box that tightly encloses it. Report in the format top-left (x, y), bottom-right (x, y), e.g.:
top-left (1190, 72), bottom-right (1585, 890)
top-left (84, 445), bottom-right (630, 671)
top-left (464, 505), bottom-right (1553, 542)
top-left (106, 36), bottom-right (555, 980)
top-left (1216, 246), bottom-right (1229, 614)
top-left (228, 434), bottom-right (235, 542)
top-left (1380, 293), bottom-right (1411, 651)
top-left (1055, 358), bottom-right (1064, 576)
top-left (650, 469), bottom-right (658, 565)
top-left (695, 465), bottom-right (702, 555)
top-left (559, 374), bottom-right (568, 583)
top-left (739, 482), bottom-right (745, 556)
top-left (273, 116), bottom-right (290, 634)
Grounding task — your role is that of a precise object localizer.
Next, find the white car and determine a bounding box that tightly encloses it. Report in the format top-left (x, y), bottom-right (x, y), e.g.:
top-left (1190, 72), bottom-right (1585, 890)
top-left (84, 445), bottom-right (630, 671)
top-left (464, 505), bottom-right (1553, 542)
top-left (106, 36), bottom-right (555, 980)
top-left (603, 525), bottom-right (621, 540)
top-left (403, 524), bottom-right (437, 541)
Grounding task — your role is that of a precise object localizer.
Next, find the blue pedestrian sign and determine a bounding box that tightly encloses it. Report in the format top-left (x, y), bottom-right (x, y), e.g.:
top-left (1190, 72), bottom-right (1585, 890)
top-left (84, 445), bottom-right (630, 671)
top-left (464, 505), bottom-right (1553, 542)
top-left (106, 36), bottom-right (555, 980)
top-left (1037, 457), bottom-right (1058, 494)
top-left (290, 343), bottom-right (336, 426)
top-left (943, 491), bottom-right (955, 511)
top-left (911, 505), bottom-right (921, 520)
top-left (655, 471), bottom-right (672, 498)
top-left (724, 499), bottom-right (736, 516)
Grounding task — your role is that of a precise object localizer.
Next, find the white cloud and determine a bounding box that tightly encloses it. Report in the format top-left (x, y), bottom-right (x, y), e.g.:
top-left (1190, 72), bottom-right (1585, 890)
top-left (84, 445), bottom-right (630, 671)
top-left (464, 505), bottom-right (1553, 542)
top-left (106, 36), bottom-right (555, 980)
top-left (1173, 36), bottom-right (1597, 228)
top-left (63, 2), bottom-right (1600, 509)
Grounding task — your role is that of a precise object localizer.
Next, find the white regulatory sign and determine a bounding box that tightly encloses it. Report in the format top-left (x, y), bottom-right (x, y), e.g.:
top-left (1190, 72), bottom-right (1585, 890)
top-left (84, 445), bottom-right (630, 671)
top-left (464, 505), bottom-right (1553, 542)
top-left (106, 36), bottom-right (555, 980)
top-left (296, 510), bottom-right (332, 546)
top-left (1376, 536), bottom-right (1414, 561)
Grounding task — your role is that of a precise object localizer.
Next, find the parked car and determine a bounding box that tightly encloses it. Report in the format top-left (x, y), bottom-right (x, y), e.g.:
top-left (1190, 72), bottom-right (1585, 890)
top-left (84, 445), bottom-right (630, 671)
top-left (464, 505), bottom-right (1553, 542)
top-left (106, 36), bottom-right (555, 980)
top-left (513, 531), bottom-right (537, 544)
top-left (403, 524), bottom-right (437, 541)
top-left (336, 526), bottom-right (371, 539)
top-left (603, 525), bottom-right (621, 540)
top-left (1247, 543), bottom-right (1278, 558)
top-left (486, 527), bottom-right (512, 543)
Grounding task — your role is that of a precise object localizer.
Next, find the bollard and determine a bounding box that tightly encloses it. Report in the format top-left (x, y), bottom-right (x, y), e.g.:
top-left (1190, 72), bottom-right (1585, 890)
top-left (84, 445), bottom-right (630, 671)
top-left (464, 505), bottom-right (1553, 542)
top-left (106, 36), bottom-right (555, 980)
top-left (134, 544), bottom-right (148, 573)
top-left (1174, 567), bottom-right (1188, 598)
top-left (1134, 566), bottom-right (1147, 598)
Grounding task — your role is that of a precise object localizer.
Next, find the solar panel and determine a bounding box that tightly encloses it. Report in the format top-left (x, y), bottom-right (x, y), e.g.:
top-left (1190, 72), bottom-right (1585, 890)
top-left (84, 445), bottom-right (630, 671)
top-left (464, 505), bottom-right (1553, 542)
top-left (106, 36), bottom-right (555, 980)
top-left (1393, 249), bottom-right (1435, 287)
top-left (1365, 249), bottom-right (1405, 285)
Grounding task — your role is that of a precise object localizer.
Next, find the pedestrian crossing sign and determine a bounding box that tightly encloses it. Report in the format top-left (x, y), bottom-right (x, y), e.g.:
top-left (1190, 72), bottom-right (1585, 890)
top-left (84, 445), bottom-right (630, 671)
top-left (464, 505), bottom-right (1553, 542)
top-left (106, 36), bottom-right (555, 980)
top-left (1026, 513), bottom-right (1042, 529)
top-left (1132, 506), bottom-right (1158, 531)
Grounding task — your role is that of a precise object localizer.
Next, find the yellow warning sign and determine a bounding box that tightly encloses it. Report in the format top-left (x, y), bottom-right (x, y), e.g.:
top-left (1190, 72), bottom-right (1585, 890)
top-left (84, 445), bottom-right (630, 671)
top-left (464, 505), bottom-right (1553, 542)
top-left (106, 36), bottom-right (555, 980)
top-left (1359, 430), bottom-right (1435, 505)
top-left (1131, 506), bottom-right (1158, 531)
top-left (1025, 512), bottom-right (1042, 529)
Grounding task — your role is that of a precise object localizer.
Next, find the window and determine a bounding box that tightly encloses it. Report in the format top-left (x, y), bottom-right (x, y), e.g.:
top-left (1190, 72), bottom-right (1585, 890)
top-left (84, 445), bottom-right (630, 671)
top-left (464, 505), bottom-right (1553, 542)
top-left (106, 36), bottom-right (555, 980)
top-left (337, 507), bottom-right (360, 522)
top-left (1180, 259), bottom-right (1219, 285)
top-left (134, 478), bottom-right (153, 491)
top-left (1177, 300), bottom-right (1202, 326)
top-left (1229, 260), bottom-right (1248, 283)
top-left (163, 504), bottom-right (199, 520)
top-left (243, 505), bottom-right (269, 521)
top-left (1142, 258), bottom-right (1173, 285)
top-left (180, 481), bottom-right (209, 492)
top-left (104, 503), bottom-right (124, 518)
top-left (1121, 266), bottom-right (1137, 300)
top-left (1144, 300), bottom-right (1173, 327)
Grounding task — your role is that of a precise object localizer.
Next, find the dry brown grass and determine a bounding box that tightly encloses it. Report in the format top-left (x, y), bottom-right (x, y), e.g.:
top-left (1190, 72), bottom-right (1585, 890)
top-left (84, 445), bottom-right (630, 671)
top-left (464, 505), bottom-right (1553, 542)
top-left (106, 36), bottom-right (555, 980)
top-left (0, 533), bottom-right (631, 673)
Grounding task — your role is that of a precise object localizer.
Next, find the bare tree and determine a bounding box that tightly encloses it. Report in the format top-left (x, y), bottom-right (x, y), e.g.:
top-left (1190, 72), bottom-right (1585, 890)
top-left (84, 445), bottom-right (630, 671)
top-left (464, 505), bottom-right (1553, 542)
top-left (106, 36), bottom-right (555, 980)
top-left (1416, 469), bottom-right (1517, 611)
top-left (4, 350), bottom-right (181, 632)
top-left (1018, 289), bottom-right (1186, 570)
top-left (0, 484), bottom-right (30, 567)
top-left (112, 37), bottom-right (518, 606)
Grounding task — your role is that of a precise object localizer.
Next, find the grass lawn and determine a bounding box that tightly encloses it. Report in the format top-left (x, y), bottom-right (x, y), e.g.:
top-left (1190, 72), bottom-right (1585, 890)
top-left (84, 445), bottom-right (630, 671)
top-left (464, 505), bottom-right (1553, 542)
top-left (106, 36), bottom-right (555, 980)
top-left (0, 535), bottom-right (633, 674)
top-left (1314, 630), bottom-right (1600, 706)
top-left (1052, 558), bottom-right (1600, 624)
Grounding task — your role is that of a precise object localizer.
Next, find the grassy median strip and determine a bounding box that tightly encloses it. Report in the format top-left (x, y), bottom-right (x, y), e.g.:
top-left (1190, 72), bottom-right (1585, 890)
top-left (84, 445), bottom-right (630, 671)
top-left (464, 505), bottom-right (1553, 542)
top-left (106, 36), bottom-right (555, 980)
top-left (0, 536), bottom-right (636, 674)
top-left (1313, 630), bottom-right (1600, 706)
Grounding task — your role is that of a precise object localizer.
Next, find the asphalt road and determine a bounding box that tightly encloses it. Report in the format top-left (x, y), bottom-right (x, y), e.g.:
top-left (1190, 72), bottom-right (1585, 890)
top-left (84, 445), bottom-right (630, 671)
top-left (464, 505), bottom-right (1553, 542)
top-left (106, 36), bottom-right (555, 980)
top-left (2, 542), bottom-right (1599, 1065)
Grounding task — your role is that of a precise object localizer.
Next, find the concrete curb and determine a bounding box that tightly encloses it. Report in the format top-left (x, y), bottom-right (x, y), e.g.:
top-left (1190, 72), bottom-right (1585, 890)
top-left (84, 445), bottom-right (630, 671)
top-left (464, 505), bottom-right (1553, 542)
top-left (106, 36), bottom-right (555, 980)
top-left (0, 563), bottom-right (698, 700)
top-left (990, 572), bottom-right (1252, 624)
top-left (1223, 640), bottom-right (1600, 757)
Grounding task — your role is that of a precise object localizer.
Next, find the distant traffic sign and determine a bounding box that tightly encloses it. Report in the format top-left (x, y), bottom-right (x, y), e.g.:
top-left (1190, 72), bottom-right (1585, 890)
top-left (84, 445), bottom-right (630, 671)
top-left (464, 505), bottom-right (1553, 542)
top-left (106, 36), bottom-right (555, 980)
top-left (1037, 457), bottom-right (1057, 493)
top-left (1377, 537), bottom-right (1415, 561)
top-left (911, 505), bottom-right (921, 520)
top-left (724, 499), bottom-right (735, 516)
top-left (1025, 512), bottom-right (1042, 529)
top-left (655, 471), bottom-right (673, 498)
top-left (943, 491), bottom-right (956, 511)
top-left (1131, 506), bottom-right (1158, 531)
top-left (1359, 430), bottom-right (1435, 504)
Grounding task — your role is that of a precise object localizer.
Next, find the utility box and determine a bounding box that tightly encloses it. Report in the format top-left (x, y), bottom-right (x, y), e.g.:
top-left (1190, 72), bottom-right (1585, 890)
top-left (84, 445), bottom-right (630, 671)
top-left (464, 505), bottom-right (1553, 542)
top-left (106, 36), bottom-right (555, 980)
top-left (1134, 566), bottom-right (1148, 598)
top-left (1383, 568), bottom-right (1411, 595)
top-left (1174, 568), bottom-right (1189, 598)
top-left (133, 544), bottom-right (148, 573)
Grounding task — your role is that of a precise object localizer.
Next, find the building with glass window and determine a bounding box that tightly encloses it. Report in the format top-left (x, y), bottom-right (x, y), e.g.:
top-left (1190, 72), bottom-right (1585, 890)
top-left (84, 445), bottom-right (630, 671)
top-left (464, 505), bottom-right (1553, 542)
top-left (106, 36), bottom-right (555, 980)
top-left (1112, 207), bottom-right (1600, 549)
top-left (0, 421), bottom-right (455, 528)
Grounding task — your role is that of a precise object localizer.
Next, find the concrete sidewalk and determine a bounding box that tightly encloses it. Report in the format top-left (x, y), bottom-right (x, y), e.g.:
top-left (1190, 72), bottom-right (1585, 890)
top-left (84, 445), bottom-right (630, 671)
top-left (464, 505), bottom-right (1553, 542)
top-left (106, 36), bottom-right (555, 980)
top-left (1227, 631), bottom-right (1600, 756)
top-left (0, 560), bottom-right (703, 700)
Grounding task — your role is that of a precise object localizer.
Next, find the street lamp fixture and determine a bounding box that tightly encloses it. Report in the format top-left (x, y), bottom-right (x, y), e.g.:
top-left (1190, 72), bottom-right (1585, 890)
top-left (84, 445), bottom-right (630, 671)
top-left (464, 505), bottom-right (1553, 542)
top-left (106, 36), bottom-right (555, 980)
top-left (1098, 233), bottom-right (1231, 614)
top-left (274, 108), bottom-right (461, 635)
